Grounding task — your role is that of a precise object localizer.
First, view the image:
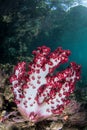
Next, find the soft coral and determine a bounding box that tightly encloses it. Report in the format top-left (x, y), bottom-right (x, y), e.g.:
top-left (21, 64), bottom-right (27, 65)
top-left (10, 46), bottom-right (81, 122)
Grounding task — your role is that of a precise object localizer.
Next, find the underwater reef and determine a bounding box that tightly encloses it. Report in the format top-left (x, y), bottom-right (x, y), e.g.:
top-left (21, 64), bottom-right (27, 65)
top-left (0, 46), bottom-right (87, 130)
top-left (0, 0), bottom-right (87, 129)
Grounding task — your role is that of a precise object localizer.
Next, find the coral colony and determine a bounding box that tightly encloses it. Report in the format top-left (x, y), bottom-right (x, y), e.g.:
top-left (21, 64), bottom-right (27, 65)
top-left (10, 46), bottom-right (81, 122)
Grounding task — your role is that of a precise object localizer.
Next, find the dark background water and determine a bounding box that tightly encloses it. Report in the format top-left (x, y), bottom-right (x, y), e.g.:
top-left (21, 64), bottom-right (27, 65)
top-left (0, 0), bottom-right (87, 84)
top-left (56, 6), bottom-right (87, 82)
top-left (30, 6), bottom-right (87, 83)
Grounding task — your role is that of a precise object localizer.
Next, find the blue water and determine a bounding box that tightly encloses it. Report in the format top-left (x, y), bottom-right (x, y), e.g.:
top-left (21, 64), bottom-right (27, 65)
top-left (57, 28), bottom-right (87, 82)
top-left (31, 6), bottom-right (87, 84)
top-left (54, 7), bottom-right (87, 84)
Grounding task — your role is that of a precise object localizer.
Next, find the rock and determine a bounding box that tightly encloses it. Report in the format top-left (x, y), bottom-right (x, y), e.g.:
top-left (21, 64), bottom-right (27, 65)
top-left (50, 121), bottom-right (63, 130)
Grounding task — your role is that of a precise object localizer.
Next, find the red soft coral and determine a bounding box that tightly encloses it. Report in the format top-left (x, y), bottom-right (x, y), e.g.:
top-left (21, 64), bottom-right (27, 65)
top-left (10, 46), bottom-right (81, 122)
